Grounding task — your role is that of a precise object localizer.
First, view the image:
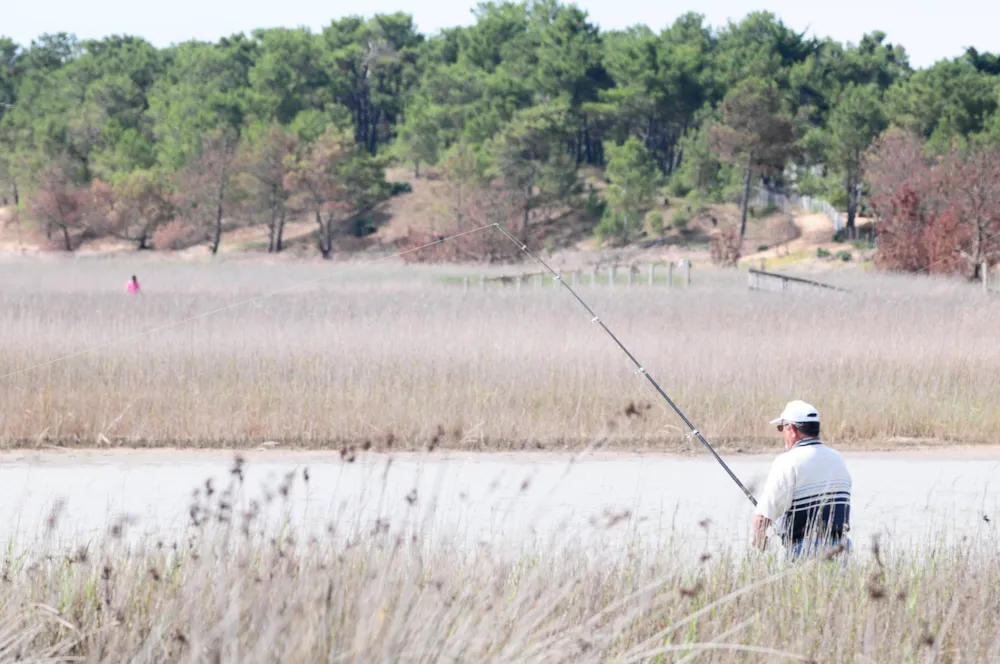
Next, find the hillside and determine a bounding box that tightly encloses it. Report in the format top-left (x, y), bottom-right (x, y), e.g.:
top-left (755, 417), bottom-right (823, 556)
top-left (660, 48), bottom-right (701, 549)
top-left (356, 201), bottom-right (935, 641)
top-left (0, 169), bottom-right (871, 272)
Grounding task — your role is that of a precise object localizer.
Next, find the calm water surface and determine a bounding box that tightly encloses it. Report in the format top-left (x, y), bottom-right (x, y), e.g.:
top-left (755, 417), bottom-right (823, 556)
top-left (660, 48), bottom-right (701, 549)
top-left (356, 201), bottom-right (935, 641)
top-left (1, 448), bottom-right (998, 557)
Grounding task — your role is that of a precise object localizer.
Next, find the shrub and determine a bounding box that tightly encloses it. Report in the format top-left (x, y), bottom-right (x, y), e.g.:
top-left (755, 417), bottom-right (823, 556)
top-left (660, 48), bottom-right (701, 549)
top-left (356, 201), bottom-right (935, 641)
top-left (390, 181), bottom-right (413, 196)
top-left (749, 202), bottom-right (779, 219)
top-left (584, 188), bottom-right (606, 220)
top-left (683, 193), bottom-right (709, 217)
top-left (153, 219), bottom-right (201, 251)
top-left (671, 209), bottom-right (690, 230)
top-left (817, 247), bottom-right (831, 259)
top-left (647, 211), bottom-right (664, 237)
top-left (351, 216), bottom-right (377, 238)
top-left (837, 250), bottom-right (853, 262)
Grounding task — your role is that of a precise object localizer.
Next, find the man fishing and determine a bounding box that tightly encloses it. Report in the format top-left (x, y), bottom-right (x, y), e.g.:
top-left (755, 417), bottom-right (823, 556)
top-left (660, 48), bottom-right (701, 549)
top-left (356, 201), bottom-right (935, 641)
top-left (751, 400), bottom-right (852, 558)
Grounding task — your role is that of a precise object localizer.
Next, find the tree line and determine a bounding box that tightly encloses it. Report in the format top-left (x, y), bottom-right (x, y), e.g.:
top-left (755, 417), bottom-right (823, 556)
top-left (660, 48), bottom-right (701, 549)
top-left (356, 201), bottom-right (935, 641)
top-left (1, 2), bottom-right (999, 267)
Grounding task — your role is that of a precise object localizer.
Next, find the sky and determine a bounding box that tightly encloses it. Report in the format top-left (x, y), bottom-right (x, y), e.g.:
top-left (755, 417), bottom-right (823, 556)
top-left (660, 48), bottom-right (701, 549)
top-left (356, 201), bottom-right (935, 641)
top-left (4, 0), bottom-right (998, 69)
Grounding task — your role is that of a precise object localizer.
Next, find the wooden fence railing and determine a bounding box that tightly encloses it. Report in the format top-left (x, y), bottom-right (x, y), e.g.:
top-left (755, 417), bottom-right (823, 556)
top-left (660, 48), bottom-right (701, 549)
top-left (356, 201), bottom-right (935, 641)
top-left (456, 262), bottom-right (995, 294)
top-left (460, 260), bottom-right (694, 291)
top-left (747, 268), bottom-right (848, 293)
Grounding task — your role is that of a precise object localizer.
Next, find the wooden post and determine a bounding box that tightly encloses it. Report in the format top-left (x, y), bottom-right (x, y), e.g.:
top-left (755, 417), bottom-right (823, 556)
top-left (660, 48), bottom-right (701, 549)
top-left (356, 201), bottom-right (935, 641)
top-left (627, 265), bottom-right (635, 288)
top-left (667, 262), bottom-right (674, 289)
top-left (591, 267), bottom-right (598, 287)
top-left (983, 261), bottom-right (989, 293)
top-left (683, 259), bottom-right (691, 287)
top-left (608, 266), bottom-right (615, 288)
top-left (463, 276), bottom-right (470, 292)
top-left (572, 270), bottom-right (579, 288)
top-left (516, 275), bottom-right (522, 291)
top-left (648, 263), bottom-right (655, 288)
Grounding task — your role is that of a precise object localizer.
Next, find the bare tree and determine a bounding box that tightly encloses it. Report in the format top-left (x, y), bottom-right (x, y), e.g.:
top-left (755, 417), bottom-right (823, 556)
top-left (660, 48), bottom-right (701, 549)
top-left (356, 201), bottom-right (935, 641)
top-left (107, 170), bottom-right (176, 250)
top-left (238, 123), bottom-right (296, 253)
top-left (284, 129), bottom-right (388, 259)
top-left (400, 145), bottom-right (526, 264)
top-left (176, 128), bottom-right (240, 254)
top-left (28, 159), bottom-right (90, 251)
top-left (866, 130), bottom-right (1000, 279)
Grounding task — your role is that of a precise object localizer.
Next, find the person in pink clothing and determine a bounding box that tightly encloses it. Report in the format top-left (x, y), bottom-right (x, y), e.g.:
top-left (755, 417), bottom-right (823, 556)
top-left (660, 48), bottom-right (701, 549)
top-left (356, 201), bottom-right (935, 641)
top-left (126, 275), bottom-right (141, 294)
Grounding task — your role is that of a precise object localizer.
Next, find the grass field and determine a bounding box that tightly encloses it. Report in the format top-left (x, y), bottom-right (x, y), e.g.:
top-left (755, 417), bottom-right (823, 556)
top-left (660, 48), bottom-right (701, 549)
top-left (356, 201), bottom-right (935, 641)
top-left (2, 461), bottom-right (998, 663)
top-left (1, 255), bottom-right (998, 450)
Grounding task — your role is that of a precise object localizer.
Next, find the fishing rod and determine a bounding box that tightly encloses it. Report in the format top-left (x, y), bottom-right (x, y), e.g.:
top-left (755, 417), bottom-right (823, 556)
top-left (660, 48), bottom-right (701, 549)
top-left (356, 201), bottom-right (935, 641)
top-left (492, 223), bottom-right (757, 507)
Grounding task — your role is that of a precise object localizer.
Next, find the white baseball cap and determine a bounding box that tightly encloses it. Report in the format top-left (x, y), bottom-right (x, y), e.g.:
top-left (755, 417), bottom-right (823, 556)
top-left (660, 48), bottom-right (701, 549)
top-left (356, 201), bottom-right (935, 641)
top-left (769, 400), bottom-right (820, 426)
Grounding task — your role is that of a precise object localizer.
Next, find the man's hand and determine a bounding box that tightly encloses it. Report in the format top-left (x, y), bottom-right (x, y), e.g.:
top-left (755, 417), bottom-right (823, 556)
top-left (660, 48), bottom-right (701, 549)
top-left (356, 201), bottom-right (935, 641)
top-left (751, 513), bottom-right (772, 551)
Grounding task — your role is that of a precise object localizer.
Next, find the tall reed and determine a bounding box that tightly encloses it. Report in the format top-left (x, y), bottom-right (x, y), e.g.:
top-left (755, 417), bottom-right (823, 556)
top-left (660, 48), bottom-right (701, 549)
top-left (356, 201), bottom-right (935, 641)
top-left (2, 457), bottom-right (998, 663)
top-left (1, 258), bottom-right (997, 449)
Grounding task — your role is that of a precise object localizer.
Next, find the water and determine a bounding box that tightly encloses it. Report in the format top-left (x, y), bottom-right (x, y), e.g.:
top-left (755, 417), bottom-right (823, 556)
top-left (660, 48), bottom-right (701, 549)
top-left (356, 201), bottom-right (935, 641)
top-left (1, 448), bottom-right (998, 557)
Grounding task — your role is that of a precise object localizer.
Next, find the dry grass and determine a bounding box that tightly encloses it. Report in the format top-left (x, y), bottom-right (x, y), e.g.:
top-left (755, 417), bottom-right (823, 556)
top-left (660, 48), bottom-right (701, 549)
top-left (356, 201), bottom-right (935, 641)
top-left (1, 256), bottom-right (998, 450)
top-left (2, 458), bottom-right (999, 663)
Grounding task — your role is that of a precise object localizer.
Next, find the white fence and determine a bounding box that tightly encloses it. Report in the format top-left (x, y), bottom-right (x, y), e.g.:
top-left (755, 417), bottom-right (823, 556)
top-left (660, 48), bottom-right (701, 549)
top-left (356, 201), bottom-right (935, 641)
top-left (750, 189), bottom-right (844, 231)
top-left (463, 260), bottom-right (694, 291)
top-left (798, 196), bottom-right (844, 231)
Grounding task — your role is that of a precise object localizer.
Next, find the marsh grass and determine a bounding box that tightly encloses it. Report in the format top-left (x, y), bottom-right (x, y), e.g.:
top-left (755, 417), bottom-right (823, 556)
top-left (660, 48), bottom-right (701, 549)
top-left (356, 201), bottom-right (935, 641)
top-left (1, 257), bottom-right (998, 450)
top-left (2, 458), bottom-right (999, 663)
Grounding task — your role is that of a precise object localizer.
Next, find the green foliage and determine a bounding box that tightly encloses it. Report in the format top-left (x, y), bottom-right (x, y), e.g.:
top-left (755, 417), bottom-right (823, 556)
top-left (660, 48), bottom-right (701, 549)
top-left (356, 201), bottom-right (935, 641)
top-left (1, 4), bottom-right (999, 255)
top-left (583, 187), bottom-right (606, 220)
top-left (594, 208), bottom-right (623, 241)
top-left (826, 186), bottom-right (849, 210)
top-left (817, 247), bottom-right (831, 258)
top-left (389, 181), bottom-right (413, 196)
top-left (647, 210), bottom-right (664, 237)
top-left (671, 208), bottom-right (690, 230)
top-left (748, 202), bottom-right (779, 219)
top-left (351, 215), bottom-right (378, 237)
top-left (597, 137), bottom-right (661, 243)
top-left (886, 59), bottom-right (999, 148)
top-left (146, 37), bottom-right (254, 170)
top-left (393, 97), bottom-right (441, 175)
top-left (836, 249), bottom-right (853, 261)
top-left (681, 192), bottom-right (710, 217)
top-left (668, 121), bottom-right (723, 200)
top-left (821, 82), bottom-right (887, 232)
top-left (284, 127), bottom-right (391, 257)
top-left (289, 108), bottom-right (345, 145)
top-left (712, 78), bottom-right (797, 172)
top-left (485, 101), bottom-right (582, 228)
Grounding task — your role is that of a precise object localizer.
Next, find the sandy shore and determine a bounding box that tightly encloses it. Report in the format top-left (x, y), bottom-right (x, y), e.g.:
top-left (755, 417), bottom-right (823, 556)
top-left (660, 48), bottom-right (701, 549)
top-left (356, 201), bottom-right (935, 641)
top-left (3, 442), bottom-right (1000, 466)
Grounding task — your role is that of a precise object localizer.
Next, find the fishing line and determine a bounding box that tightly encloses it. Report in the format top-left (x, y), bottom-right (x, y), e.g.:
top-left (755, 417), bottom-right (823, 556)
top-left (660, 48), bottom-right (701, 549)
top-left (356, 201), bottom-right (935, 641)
top-left (492, 223), bottom-right (758, 507)
top-left (0, 223), bottom-right (497, 381)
